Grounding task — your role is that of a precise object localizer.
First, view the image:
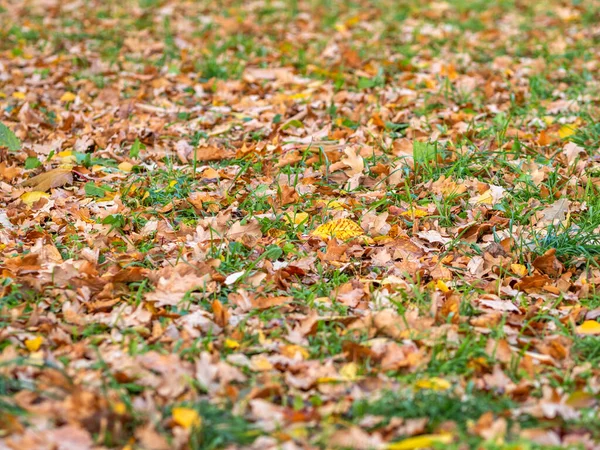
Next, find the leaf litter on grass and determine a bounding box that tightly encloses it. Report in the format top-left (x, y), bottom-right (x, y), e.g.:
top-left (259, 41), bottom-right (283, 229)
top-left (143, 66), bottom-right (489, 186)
top-left (1, 0), bottom-right (600, 449)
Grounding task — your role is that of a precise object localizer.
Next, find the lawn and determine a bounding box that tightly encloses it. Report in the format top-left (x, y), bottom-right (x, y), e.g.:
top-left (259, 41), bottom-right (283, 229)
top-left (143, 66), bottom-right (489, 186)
top-left (1, 0), bottom-right (600, 449)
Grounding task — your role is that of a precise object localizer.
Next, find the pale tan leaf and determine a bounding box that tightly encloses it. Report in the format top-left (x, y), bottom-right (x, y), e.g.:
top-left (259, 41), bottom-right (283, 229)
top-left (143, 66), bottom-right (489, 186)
top-left (20, 167), bottom-right (73, 192)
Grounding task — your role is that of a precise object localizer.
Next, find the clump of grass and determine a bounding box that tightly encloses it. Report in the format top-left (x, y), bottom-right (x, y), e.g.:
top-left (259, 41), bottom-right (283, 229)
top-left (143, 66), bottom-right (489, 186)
top-left (168, 401), bottom-right (261, 449)
top-left (350, 388), bottom-right (527, 432)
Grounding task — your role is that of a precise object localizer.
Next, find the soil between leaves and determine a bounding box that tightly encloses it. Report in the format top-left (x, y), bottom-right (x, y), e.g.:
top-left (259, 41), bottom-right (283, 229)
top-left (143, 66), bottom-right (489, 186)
top-left (1, 0), bottom-right (600, 449)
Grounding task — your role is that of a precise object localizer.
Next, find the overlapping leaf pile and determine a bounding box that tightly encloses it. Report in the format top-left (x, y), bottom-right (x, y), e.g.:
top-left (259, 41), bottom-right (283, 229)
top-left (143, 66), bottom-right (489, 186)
top-left (1, 0), bottom-right (600, 448)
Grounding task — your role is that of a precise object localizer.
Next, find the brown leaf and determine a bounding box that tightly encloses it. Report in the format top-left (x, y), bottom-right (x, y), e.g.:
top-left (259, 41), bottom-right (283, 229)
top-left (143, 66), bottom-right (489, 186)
top-left (212, 299), bottom-right (230, 327)
top-left (532, 248), bottom-right (564, 277)
top-left (253, 295), bottom-right (292, 310)
top-left (278, 184), bottom-right (299, 205)
top-left (20, 167), bottom-right (73, 192)
top-left (193, 145), bottom-right (234, 162)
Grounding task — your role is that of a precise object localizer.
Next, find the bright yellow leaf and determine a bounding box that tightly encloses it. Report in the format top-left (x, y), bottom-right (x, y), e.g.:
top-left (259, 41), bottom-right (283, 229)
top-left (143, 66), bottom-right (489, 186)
top-left (224, 338), bottom-right (240, 349)
top-left (414, 377), bottom-right (451, 391)
top-left (285, 212), bottom-right (309, 225)
top-left (60, 92), bottom-right (77, 102)
top-left (327, 200), bottom-right (347, 210)
top-left (172, 407), bottom-right (201, 429)
top-left (387, 433), bottom-right (453, 450)
top-left (511, 264), bottom-right (528, 277)
top-left (169, 180), bottom-right (178, 188)
top-left (311, 218), bottom-right (364, 240)
top-left (400, 208), bottom-right (429, 218)
top-left (12, 91), bottom-right (26, 100)
top-left (118, 161), bottom-right (134, 172)
top-left (21, 191), bottom-right (50, 206)
top-left (435, 280), bottom-right (450, 293)
top-left (55, 150), bottom-right (76, 164)
top-left (576, 320), bottom-right (600, 335)
top-left (112, 402), bottom-right (127, 415)
top-left (558, 124), bottom-right (577, 139)
top-left (24, 336), bottom-right (43, 352)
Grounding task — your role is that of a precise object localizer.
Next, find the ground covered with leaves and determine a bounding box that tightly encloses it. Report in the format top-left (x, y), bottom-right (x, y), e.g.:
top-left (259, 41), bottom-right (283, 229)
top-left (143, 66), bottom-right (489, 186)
top-left (1, 0), bottom-right (600, 449)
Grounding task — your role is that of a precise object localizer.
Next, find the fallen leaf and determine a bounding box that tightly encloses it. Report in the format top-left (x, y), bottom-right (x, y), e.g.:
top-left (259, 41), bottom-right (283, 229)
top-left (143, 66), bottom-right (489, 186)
top-left (414, 377), bottom-right (451, 391)
top-left (224, 338), bottom-right (240, 349)
top-left (193, 145), bottom-right (234, 161)
top-left (172, 407), bottom-right (201, 429)
top-left (417, 230), bottom-right (451, 245)
top-left (536, 198), bottom-right (570, 227)
top-left (21, 190), bottom-right (50, 206)
top-left (558, 124), bottom-right (577, 139)
top-left (60, 92), bottom-right (77, 102)
top-left (118, 161), bottom-right (134, 172)
top-left (387, 433), bottom-right (453, 449)
top-left (311, 218), bottom-right (364, 240)
top-left (576, 320), bottom-right (600, 335)
top-left (24, 336), bottom-right (44, 352)
top-left (532, 248), bottom-right (564, 277)
top-left (469, 185), bottom-right (505, 206)
top-left (20, 167), bottom-right (73, 192)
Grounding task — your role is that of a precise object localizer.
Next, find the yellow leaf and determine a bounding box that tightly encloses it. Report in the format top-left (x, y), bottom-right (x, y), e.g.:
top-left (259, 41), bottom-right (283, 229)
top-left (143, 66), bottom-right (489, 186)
top-left (511, 264), bottom-right (528, 277)
top-left (311, 218), bottom-right (364, 240)
top-left (339, 362), bottom-right (361, 381)
top-left (169, 180), bottom-right (178, 188)
top-left (542, 116), bottom-right (555, 125)
top-left (112, 402), bottom-right (127, 415)
top-left (285, 212), bottom-right (309, 225)
top-left (558, 124), bottom-right (577, 139)
top-left (21, 191), bottom-right (50, 206)
top-left (414, 377), bottom-right (451, 391)
top-left (224, 338), bottom-right (240, 349)
top-left (12, 91), bottom-right (26, 100)
top-left (251, 356), bottom-right (273, 372)
top-left (172, 407), bottom-right (201, 429)
top-left (60, 92), bottom-right (77, 102)
top-left (435, 280), bottom-right (450, 293)
top-left (387, 433), bottom-right (453, 450)
top-left (400, 208), bottom-right (429, 218)
top-left (469, 189), bottom-right (494, 205)
top-left (281, 344), bottom-right (309, 360)
top-left (55, 150), bottom-right (76, 164)
top-left (24, 336), bottom-right (43, 352)
top-left (326, 200), bottom-right (347, 210)
top-left (118, 161), bottom-right (134, 172)
top-left (576, 320), bottom-right (600, 335)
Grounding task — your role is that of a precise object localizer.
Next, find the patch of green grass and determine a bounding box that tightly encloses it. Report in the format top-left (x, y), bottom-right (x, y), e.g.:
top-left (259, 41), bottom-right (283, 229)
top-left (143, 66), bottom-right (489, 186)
top-left (168, 400), bottom-right (261, 449)
top-left (350, 388), bottom-right (532, 434)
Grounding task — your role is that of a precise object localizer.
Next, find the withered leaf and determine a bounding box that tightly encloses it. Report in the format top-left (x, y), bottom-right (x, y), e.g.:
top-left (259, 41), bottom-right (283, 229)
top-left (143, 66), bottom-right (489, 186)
top-left (20, 167), bottom-right (73, 192)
